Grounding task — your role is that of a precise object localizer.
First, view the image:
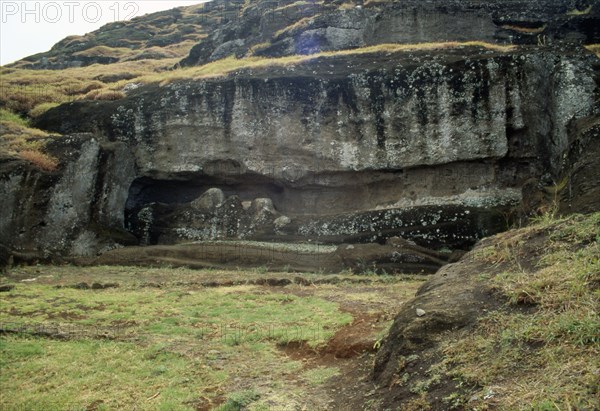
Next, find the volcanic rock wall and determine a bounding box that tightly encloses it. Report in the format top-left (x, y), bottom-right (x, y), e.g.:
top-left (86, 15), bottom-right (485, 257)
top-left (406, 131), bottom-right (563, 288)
top-left (13, 47), bottom-right (595, 258)
top-left (182, 0), bottom-right (600, 66)
top-left (1, 0), bottom-right (598, 266)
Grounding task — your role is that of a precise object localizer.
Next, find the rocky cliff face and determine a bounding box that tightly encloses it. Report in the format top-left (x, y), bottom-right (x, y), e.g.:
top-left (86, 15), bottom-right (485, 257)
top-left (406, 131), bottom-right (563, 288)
top-left (182, 0), bottom-right (600, 66)
top-left (1, 0), bottom-right (599, 271)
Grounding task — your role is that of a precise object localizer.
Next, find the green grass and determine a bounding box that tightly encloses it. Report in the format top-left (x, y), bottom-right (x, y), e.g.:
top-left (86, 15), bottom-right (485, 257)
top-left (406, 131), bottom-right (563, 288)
top-left (216, 389), bottom-right (260, 411)
top-left (0, 108), bottom-right (29, 127)
top-left (0, 336), bottom-right (207, 410)
top-left (0, 266), bottom-right (421, 409)
top-left (442, 212), bottom-right (600, 410)
top-left (0, 283), bottom-right (352, 345)
top-left (0, 283), bottom-right (347, 409)
top-left (301, 366), bottom-right (340, 386)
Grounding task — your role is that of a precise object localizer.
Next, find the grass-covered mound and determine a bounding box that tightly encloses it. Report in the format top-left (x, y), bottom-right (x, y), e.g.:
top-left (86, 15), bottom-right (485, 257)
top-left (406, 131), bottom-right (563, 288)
top-left (373, 212), bottom-right (599, 410)
top-left (443, 212), bottom-right (599, 410)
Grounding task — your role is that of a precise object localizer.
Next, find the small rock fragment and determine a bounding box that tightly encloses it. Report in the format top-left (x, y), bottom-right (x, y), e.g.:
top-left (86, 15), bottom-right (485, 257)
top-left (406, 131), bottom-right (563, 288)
top-left (274, 215), bottom-right (291, 228)
top-left (416, 308), bottom-right (426, 317)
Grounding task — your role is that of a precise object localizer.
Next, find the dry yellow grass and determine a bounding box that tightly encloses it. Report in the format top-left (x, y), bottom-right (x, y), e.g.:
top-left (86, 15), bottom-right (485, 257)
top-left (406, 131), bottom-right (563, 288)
top-left (247, 42), bottom-right (272, 56)
top-left (338, 2), bottom-right (356, 10)
top-left (273, 1), bottom-right (323, 12)
top-left (275, 15), bottom-right (319, 38)
top-left (162, 38), bottom-right (207, 57)
top-left (325, 41), bottom-right (516, 54)
top-left (28, 102), bottom-right (61, 118)
top-left (1, 108), bottom-right (60, 171)
top-left (2, 41), bottom-right (517, 114)
top-left (585, 44), bottom-right (600, 58)
top-left (0, 58), bottom-right (179, 112)
top-left (567, 5), bottom-right (593, 16)
top-left (73, 45), bottom-right (135, 59)
top-left (501, 24), bottom-right (547, 34)
top-left (18, 149), bottom-right (60, 171)
top-left (83, 89), bottom-right (126, 101)
top-left (363, 0), bottom-right (389, 6)
top-left (142, 41), bottom-right (517, 85)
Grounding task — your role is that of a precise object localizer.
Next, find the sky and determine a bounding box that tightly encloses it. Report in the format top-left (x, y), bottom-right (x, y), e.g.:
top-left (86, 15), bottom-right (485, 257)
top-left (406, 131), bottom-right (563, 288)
top-left (0, 0), bottom-right (208, 65)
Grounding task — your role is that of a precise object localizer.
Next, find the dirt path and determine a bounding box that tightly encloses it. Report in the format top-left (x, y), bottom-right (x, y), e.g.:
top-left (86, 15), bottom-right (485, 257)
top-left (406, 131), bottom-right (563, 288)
top-left (267, 283), bottom-right (417, 410)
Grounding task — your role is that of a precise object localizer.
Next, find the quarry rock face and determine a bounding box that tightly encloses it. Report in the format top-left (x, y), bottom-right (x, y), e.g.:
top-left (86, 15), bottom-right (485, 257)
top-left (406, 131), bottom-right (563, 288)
top-left (181, 0), bottom-right (600, 66)
top-left (1, 0), bottom-right (599, 271)
top-left (0, 136), bottom-right (137, 258)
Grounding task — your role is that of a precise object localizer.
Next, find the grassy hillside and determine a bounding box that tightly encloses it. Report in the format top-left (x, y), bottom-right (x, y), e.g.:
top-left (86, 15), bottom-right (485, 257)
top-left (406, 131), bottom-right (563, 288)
top-left (369, 211), bottom-right (599, 410)
top-left (9, 3), bottom-right (214, 70)
top-left (442, 212), bottom-right (599, 409)
top-left (391, 212), bottom-right (599, 411)
top-left (0, 108), bottom-right (60, 171)
top-left (0, 41), bottom-right (517, 118)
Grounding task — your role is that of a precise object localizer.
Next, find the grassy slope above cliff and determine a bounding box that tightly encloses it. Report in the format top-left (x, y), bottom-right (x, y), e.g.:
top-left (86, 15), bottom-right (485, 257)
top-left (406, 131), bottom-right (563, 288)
top-left (0, 108), bottom-right (60, 171)
top-left (374, 212), bottom-right (599, 410)
top-left (0, 41), bottom-right (517, 117)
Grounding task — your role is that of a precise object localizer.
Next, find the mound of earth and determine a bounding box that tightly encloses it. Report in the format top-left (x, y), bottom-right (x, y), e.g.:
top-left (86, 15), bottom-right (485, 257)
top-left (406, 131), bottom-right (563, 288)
top-left (370, 212), bottom-right (600, 409)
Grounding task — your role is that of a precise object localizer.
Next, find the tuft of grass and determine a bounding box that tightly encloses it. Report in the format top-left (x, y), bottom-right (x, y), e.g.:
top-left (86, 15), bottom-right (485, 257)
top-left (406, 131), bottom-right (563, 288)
top-left (567, 5), bottom-right (593, 16)
top-left (585, 44), bottom-right (600, 58)
top-left (275, 15), bottom-right (320, 38)
top-left (301, 366), bottom-right (340, 386)
top-left (273, 1), bottom-right (309, 12)
top-left (364, 0), bottom-right (391, 6)
top-left (1, 108), bottom-right (60, 170)
top-left (338, 2), bottom-right (356, 10)
top-left (18, 149), bottom-right (60, 172)
top-left (501, 24), bottom-right (547, 35)
top-left (442, 212), bottom-right (600, 410)
top-left (73, 45), bottom-right (135, 59)
top-left (83, 89), bottom-right (126, 101)
top-left (0, 108), bottom-right (29, 127)
top-left (216, 389), bottom-right (260, 411)
top-left (247, 42), bottom-right (271, 56)
top-left (29, 102), bottom-right (61, 118)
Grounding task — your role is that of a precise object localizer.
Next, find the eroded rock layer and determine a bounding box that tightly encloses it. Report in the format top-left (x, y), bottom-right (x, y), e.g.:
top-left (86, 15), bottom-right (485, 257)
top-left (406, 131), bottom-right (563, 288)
top-left (1, 0), bottom-right (599, 271)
